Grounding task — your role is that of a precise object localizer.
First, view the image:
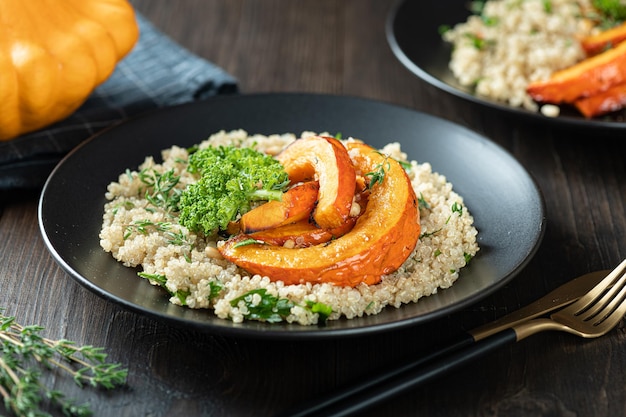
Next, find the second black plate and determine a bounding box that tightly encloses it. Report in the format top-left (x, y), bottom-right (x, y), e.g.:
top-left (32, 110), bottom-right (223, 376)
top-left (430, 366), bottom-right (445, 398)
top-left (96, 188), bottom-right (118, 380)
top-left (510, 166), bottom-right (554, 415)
top-left (386, 0), bottom-right (626, 129)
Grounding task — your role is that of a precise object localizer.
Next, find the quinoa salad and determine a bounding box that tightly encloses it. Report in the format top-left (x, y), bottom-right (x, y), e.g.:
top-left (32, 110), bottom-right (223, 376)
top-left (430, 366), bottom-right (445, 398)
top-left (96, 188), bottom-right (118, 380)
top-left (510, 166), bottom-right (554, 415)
top-left (99, 130), bottom-right (479, 326)
top-left (442, 0), bottom-right (598, 115)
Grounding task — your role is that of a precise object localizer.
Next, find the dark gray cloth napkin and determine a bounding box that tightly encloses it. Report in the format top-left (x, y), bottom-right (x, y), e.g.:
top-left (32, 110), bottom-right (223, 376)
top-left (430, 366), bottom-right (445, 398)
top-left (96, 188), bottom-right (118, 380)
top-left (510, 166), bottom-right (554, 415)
top-left (0, 12), bottom-right (238, 191)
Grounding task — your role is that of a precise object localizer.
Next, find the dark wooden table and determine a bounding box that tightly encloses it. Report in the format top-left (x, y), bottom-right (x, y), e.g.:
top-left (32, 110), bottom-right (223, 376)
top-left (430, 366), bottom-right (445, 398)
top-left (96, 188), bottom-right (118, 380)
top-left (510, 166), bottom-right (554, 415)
top-left (2, 1), bottom-right (626, 416)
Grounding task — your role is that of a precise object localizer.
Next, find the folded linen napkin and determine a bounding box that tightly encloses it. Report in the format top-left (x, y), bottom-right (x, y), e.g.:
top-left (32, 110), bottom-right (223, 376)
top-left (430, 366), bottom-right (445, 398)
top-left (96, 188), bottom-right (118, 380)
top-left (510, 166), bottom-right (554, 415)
top-left (0, 12), bottom-right (238, 191)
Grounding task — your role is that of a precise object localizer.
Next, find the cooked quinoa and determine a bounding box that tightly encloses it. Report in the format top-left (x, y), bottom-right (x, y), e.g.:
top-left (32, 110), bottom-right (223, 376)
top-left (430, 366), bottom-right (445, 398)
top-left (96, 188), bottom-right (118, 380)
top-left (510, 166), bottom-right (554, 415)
top-left (442, 0), bottom-right (597, 113)
top-left (99, 130), bottom-right (479, 325)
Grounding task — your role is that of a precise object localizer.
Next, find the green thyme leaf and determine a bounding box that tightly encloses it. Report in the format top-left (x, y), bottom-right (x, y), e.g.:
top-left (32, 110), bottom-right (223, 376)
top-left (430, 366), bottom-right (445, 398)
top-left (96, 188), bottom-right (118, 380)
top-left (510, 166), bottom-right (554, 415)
top-left (208, 281), bottom-right (223, 302)
top-left (138, 168), bottom-right (183, 212)
top-left (0, 308), bottom-right (127, 417)
top-left (365, 157), bottom-right (391, 189)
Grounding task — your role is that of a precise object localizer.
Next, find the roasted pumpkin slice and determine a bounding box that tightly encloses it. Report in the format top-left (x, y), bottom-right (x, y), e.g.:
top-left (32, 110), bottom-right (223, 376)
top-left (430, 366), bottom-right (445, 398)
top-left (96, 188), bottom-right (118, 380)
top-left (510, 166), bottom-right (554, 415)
top-left (574, 82), bottom-right (626, 117)
top-left (581, 22), bottom-right (626, 56)
top-left (526, 40), bottom-right (626, 103)
top-left (276, 136), bottom-right (356, 229)
top-left (218, 142), bottom-right (420, 287)
top-left (248, 217), bottom-right (357, 248)
top-left (240, 181), bottom-right (320, 233)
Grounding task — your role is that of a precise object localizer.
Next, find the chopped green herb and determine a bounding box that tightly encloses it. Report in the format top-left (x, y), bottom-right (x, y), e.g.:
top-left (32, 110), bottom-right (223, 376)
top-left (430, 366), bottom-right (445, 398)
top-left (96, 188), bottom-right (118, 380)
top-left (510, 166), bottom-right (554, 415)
top-left (164, 229), bottom-right (189, 246)
top-left (469, 0), bottom-right (486, 14)
top-left (420, 228), bottom-right (442, 240)
top-left (365, 157), bottom-right (391, 189)
top-left (445, 202), bottom-right (464, 224)
top-left (138, 272), bottom-right (190, 305)
top-left (233, 238), bottom-right (266, 248)
top-left (543, 0), bottom-right (553, 13)
top-left (481, 15), bottom-right (499, 26)
top-left (230, 289), bottom-right (294, 323)
top-left (463, 32), bottom-right (494, 50)
top-left (229, 289), bottom-right (333, 324)
top-left (396, 159), bottom-right (412, 172)
top-left (138, 272), bottom-right (167, 287)
top-left (208, 281), bottom-right (223, 303)
top-left (464, 252), bottom-right (474, 264)
top-left (305, 301), bottom-right (333, 324)
top-left (138, 168), bottom-right (182, 212)
top-left (418, 193), bottom-right (431, 210)
top-left (438, 24), bottom-right (452, 35)
top-left (123, 219), bottom-right (172, 240)
top-left (112, 200), bottom-right (135, 215)
top-left (174, 290), bottom-right (191, 306)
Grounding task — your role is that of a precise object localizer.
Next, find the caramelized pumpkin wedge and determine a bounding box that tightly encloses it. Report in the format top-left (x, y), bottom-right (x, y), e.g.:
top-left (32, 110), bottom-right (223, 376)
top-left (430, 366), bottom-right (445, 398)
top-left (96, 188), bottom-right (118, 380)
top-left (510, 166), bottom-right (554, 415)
top-left (581, 22), bottom-right (626, 56)
top-left (574, 82), bottom-right (626, 117)
top-left (218, 142), bottom-right (420, 287)
top-left (248, 217), bottom-right (358, 248)
top-left (526, 40), bottom-right (626, 103)
top-left (240, 181), bottom-right (320, 233)
top-left (276, 136), bottom-right (356, 229)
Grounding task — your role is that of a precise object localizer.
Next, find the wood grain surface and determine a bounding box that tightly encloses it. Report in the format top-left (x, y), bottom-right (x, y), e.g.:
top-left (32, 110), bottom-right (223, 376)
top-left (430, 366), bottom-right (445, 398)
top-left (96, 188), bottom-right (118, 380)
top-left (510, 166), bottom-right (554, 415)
top-left (1, 1), bottom-right (625, 416)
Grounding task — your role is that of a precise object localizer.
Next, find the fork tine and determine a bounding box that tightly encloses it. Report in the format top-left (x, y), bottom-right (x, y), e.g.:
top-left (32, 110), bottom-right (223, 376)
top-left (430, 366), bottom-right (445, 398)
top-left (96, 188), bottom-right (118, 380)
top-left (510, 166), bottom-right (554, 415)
top-left (572, 259), bottom-right (626, 318)
top-left (588, 271), bottom-right (626, 328)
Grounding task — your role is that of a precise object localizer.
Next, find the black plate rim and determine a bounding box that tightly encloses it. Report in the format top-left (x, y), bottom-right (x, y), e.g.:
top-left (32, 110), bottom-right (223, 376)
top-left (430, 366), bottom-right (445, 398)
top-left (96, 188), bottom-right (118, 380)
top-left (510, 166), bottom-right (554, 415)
top-left (38, 92), bottom-right (546, 339)
top-left (385, 0), bottom-right (626, 130)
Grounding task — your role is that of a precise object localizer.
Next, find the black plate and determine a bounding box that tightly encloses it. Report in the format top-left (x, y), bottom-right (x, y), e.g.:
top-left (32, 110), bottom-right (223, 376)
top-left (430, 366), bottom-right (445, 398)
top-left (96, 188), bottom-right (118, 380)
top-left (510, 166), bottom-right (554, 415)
top-left (38, 93), bottom-right (545, 338)
top-left (386, 0), bottom-right (626, 129)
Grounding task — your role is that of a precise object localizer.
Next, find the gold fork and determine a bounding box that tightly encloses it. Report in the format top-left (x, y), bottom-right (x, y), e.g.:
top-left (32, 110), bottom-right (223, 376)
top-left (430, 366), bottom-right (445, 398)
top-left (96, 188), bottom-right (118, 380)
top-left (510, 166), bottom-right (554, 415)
top-left (513, 258), bottom-right (626, 341)
top-left (282, 259), bottom-right (626, 417)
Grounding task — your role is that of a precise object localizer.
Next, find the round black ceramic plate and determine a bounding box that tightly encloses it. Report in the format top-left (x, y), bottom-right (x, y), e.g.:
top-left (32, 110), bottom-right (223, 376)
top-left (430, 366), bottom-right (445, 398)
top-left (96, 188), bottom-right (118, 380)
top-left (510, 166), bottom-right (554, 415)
top-left (386, 0), bottom-right (626, 129)
top-left (39, 93), bottom-right (545, 338)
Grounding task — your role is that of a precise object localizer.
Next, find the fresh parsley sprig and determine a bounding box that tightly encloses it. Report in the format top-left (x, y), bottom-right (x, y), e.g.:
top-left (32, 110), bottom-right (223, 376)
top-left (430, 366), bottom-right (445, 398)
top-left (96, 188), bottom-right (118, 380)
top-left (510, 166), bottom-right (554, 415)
top-left (0, 309), bottom-right (127, 417)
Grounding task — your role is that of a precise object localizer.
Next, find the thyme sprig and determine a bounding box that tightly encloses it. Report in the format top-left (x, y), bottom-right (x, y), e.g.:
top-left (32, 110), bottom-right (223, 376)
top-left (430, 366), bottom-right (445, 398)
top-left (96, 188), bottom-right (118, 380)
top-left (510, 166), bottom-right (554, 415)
top-left (365, 155), bottom-right (391, 189)
top-left (124, 219), bottom-right (172, 239)
top-left (365, 154), bottom-right (412, 189)
top-left (0, 309), bottom-right (127, 417)
top-left (124, 220), bottom-right (194, 262)
top-left (138, 168), bottom-right (182, 212)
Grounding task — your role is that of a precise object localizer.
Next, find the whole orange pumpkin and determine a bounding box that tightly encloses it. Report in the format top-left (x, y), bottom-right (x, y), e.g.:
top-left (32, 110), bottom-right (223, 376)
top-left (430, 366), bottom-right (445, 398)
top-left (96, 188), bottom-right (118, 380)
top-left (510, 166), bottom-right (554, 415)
top-left (0, 0), bottom-right (139, 141)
